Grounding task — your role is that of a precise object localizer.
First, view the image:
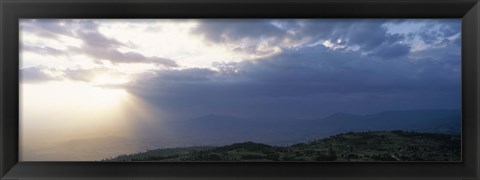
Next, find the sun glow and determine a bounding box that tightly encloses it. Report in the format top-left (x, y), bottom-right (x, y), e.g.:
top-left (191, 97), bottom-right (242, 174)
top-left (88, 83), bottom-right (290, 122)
top-left (20, 82), bottom-right (130, 142)
top-left (92, 74), bottom-right (130, 86)
top-left (19, 80), bottom-right (159, 161)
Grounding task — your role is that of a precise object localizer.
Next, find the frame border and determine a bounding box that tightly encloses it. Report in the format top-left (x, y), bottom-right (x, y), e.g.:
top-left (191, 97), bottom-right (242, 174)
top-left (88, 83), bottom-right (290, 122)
top-left (1, 0), bottom-right (479, 179)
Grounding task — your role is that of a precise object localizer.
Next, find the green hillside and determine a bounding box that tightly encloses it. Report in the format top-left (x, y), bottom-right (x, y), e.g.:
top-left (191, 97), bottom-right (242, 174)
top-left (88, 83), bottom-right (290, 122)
top-left (103, 130), bottom-right (460, 161)
top-left (101, 146), bottom-right (215, 161)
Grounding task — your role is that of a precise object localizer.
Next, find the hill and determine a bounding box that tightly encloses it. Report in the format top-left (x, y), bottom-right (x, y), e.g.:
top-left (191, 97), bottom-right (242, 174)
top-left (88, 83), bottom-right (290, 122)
top-left (104, 130), bottom-right (460, 161)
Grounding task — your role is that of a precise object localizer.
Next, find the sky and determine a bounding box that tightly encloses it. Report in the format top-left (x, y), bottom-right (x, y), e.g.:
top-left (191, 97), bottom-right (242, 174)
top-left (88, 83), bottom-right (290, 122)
top-left (19, 19), bottom-right (461, 160)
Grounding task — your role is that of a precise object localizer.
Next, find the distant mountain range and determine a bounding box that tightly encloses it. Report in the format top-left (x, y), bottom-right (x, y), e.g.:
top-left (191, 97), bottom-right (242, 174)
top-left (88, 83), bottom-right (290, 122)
top-left (160, 109), bottom-right (460, 146)
top-left (104, 130), bottom-right (461, 162)
top-left (305, 109), bottom-right (460, 134)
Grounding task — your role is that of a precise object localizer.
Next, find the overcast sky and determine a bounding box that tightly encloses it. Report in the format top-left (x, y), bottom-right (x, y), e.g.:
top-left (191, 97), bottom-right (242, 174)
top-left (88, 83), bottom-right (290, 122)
top-left (20, 19), bottom-right (461, 121)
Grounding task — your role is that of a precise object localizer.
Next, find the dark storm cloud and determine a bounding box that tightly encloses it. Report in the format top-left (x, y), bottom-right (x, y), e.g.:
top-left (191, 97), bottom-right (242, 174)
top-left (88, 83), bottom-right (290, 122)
top-left (417, 20), bottom-right (460, 45)
top-left (331, 20), bottom-right (390, 50)
top-left (192, 19), bottom-right (293, 55)
top-left (193, 19), bottom-right (286, 43)
top-left (21, 19), bottom-right (177, 67)
top-left (128, 40), bottom-right (461, 120)
top-left (373, 43), bottom-right (411, 59)
top-left (192, 19), bottom-right (411, 59)
top-left (230, 45), bottom-right (458, 95)
top-left (300, 20), bottom-right (411, 59)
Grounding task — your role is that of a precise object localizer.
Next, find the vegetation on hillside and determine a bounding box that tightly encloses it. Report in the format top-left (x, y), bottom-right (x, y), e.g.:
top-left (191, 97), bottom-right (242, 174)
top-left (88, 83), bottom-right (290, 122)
top-left (103, 130), bottom-right (460, 162)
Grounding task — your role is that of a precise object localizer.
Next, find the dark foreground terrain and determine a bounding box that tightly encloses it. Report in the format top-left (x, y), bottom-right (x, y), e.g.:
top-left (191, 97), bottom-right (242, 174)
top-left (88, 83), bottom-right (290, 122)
top-left (103, 130), bottom-right (460, 161)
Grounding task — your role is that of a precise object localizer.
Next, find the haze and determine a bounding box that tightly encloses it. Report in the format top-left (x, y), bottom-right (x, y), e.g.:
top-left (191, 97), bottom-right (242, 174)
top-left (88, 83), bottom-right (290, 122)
top-left (19, 19), bottom-right (461, 161)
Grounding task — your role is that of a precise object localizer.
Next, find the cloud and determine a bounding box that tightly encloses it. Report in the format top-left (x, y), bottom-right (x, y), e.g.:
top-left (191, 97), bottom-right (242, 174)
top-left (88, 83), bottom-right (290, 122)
top-left (417, 20), bottom-right (460, 45)
top-left (71, 45), bottom-right (177, 66)
top-left (20, 19), bottom-right (74, 38)
top-left (21, 44), bottom-right (65, 57)
top-left (193, 19), bottom-right (286, 43)
top-left (373, 43), bottom-right (411, 59)
top-left (77, 30), bottom-right (124, 49)
top-left (191, 20), bottom-right (303, 57)
top-left (20, 65), bottom-right (132, 86)
top-left (127, 40), bottom-right (461, 119)
top-left (304, 20), bottom-right (411, 58)
top-left (21, 19), bottom-right (177, 67)
top-left (334, 21), bottom-right (389, 50)
top-left (149, 68), bottom-right (217, 82)
top-left (192, 19), bottom-right (412, 59)
top-left (20, 19), bottom-right (461, 120)
top-left (62, 67), bottom-right (109, 82)
top-left (385, 19), bottom-right (460, 53)
top-left (20, 66), bottom-right (62, 82)
top-left (73, 21), bottom-right (177, 67)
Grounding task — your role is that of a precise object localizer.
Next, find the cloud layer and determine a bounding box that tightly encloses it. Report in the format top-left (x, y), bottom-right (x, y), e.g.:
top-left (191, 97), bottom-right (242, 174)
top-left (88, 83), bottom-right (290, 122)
top-left (20, 19), bottom-right (461, 119)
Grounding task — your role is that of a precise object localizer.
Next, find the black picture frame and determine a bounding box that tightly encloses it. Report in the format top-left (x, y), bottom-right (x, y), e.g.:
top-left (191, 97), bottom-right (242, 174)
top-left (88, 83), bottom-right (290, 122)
top-left (1, 0), bottom-right (479, 179)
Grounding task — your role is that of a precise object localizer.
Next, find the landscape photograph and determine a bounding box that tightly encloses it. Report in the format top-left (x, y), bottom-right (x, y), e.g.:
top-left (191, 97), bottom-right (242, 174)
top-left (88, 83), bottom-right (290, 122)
top-left (19, 19), bottom-right (461, 161)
